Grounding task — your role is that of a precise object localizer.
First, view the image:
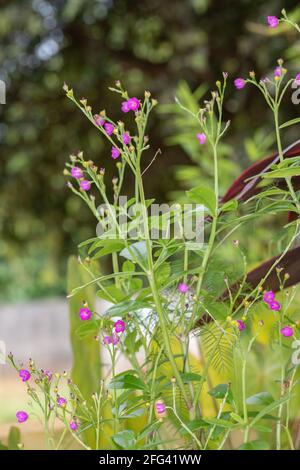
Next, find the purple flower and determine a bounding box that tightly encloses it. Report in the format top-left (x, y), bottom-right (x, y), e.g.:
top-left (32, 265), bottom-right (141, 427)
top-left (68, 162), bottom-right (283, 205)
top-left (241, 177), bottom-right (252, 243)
top-left (197, 133), bottom-right (206, 145)
top-left (111, 334), bottom-right (120, 345)
top-left (57, 397), bottom-right (67, 407)
top-left (44, 370), bottom-right (52, 382)
top-left (127, 97), bottom-right (141, 112)
top-left (155, 401), bottom-right (166, 415)
top-left (295, 73), bottom-right (300, 85)
top-left (268, 300), bottom-right (281, 311)
top-left (19, 369), bottom-right (31, 382)
top-left (280, 326), bottom-right (294, 337)
top-left (178, 283), bottom-right (189, 294)
top-left (79, 307), bottom-right (92, 321)
top-left (122, 132), bottom-right (131, 145)
top-left (16, 411), bottom-right (28, 423)
top-left (111, 147), bottom-right (120, 160)
top-left (80, 180), bottom-right (91, 191)
top-left (267, 16), bottom-right (279, 28)
top-left (104, 122), bottom-right (114, 136)
top-left (263, 290), bottom-right (275, 303)
top-left (121, 101), bottom-right (131, 113)
top-left (236, 320), bottom-right (245, 331)
top-left (274, 66), bottom-right (282, 77)
top-left (71, 167), bottom-right (83, 179)
top-left (70, 420), bottom-right (78, 431)
top-left (94, 114), bottom-right (105, 127)
top-left (234, 78), bottom-right (246, 90)
top-left (114, 319), bottom-right (126, 333)
top-left (103, 335), bottom-right (112, 345)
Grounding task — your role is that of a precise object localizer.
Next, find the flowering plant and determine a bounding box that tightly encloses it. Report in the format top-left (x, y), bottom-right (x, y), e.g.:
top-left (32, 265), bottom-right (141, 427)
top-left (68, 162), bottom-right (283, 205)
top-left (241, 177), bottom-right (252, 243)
top-left (8, 10), bottom-right (300, 451)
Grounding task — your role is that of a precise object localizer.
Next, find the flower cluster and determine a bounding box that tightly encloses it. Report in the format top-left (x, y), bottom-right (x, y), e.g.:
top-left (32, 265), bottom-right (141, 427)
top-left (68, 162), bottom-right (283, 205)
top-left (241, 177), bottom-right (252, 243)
top-left (121, 97), bottom-right (141, 113)
top-left (103, 319), bottom-right (126, 346)
top-left (263, 290), bottom-right (281, 311)
top-left (11, 355), bottom-right (80, 433)
top-left (263, 291), bottom-right (294, 338)
top-left (234, 63), bottom-right (300, 91)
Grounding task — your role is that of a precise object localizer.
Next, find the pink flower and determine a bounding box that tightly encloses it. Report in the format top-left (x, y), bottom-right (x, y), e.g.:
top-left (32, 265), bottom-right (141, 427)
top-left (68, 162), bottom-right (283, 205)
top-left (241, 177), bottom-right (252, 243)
top-left (236, 320), bottom-right (245, 331)
top-left (79, 307), bottom-right (92, 321)
top-left (71, 167), bottom-right (83, 179)
top-left (70, 420), bottom-right (78, 431)
top-left (274, 66), bottom-right (282, 77)
top-left (94, 114), bottom-right (105, 127)
top-left (57, 397), bottom-right (67, 407)
top-left (197, 133), bottom-right (206, 145)
top-left (280, 326), bottom-right (294, 337)
top-left (121, 101), bottom-right (130, 113)
top-left (268, 300), bottom-right (281, 311)
top-left (178, 283), bottom-right (189, 294)
top-left (44, 370), bottom-right (52, 382)
top-left (234, 78), bottom-right (246, 90)
top-left (155, 401), bottom-right (166, 415)
top-left (111, 334), bottom-right (120, 345)
top-left (295, 73), bottom-right (300, 85)
top-left (267, 16), bottom-right (279, 28)
top-left (122, 132), bottom-right (131, 145)
top-left (103, 336), bottom-right (112, 345)
top-left (104, 122), bottom-right (114, 136)
top-left (127, 97), bottom-right (140, 112)
top-left (103, 335), bottom-right (119, 345)
top-left (263, 290), bottom-right (275, 303)
top-left (111, 147), bottom-right (120, 160)
top-left (19, 369), bottom-right (31, 382)
top-left (114, 319), bottom-right (126, 333)
top-left (80, 180), bottom-right (91, 191)
top-left (16, 411), bottom-right (28, 423)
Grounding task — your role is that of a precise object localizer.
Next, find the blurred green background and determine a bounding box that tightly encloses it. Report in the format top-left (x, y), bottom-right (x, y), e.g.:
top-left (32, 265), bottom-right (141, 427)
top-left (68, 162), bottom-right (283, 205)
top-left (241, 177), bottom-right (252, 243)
top-left (1, 0), bottom-right (300, 301)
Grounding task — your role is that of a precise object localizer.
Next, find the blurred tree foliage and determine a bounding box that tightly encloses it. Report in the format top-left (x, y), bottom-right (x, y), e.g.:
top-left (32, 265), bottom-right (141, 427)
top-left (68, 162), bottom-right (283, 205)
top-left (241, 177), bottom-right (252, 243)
top-left (0, 0), bottom-right (299, 300)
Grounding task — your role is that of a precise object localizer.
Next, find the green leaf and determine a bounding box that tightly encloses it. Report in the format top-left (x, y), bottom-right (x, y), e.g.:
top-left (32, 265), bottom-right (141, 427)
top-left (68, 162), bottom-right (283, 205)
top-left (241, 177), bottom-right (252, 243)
top-left (109, 373), bottom-right (145, 391)
top-left (208, 383), bottom-right (229, 399)
top-left (246, 392), bottom-right (274, 406)
top-left (89, 239), bottom-right (125, 258)
top-left (105, 299), bottom-right (152, 317)
top-left (180, 419), bottom-right (209, 435)
top-left (279, 117), bottom-right (300, 129)
top-left (180, 372), bottom-right (202, 383)
top-left (262, 167), bottom-right (300, 178)
top-left (230, 412), bottom-right (244, 424)
top-left (122, 260), bottom-right (135, 272)
top-left (250, 395), bottom-right (291, 427)
top-left (238, 440), bottom-right (270, 450)
top-left (112, 430), bottom-right (136, 449)
top-left (220, 199), bottom-right (238, 213)
top-left (202, 417), bottom-right (237, 428)
top-left (75, 320), bottom-right (101, 339)
top-left (120, 241), bottom-right (149, 268)
top-left (120, 408), bottom-right (145, 419)
top-left (155, 262), bottom-right (171, 286)
top-left (97, 285), bottom-right (127, 303)
top-left (137, 421), bottom-right (161, 441)
top-left (186, 185), bottom-right (216, 216)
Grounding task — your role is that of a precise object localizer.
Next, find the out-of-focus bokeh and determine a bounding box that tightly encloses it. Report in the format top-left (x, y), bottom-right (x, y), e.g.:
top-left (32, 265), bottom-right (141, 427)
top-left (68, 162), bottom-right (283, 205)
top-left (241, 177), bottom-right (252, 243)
top-left (1, 0), bottom-right (300, 445)
top-left (1, 0), bottom-right (300, 300)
